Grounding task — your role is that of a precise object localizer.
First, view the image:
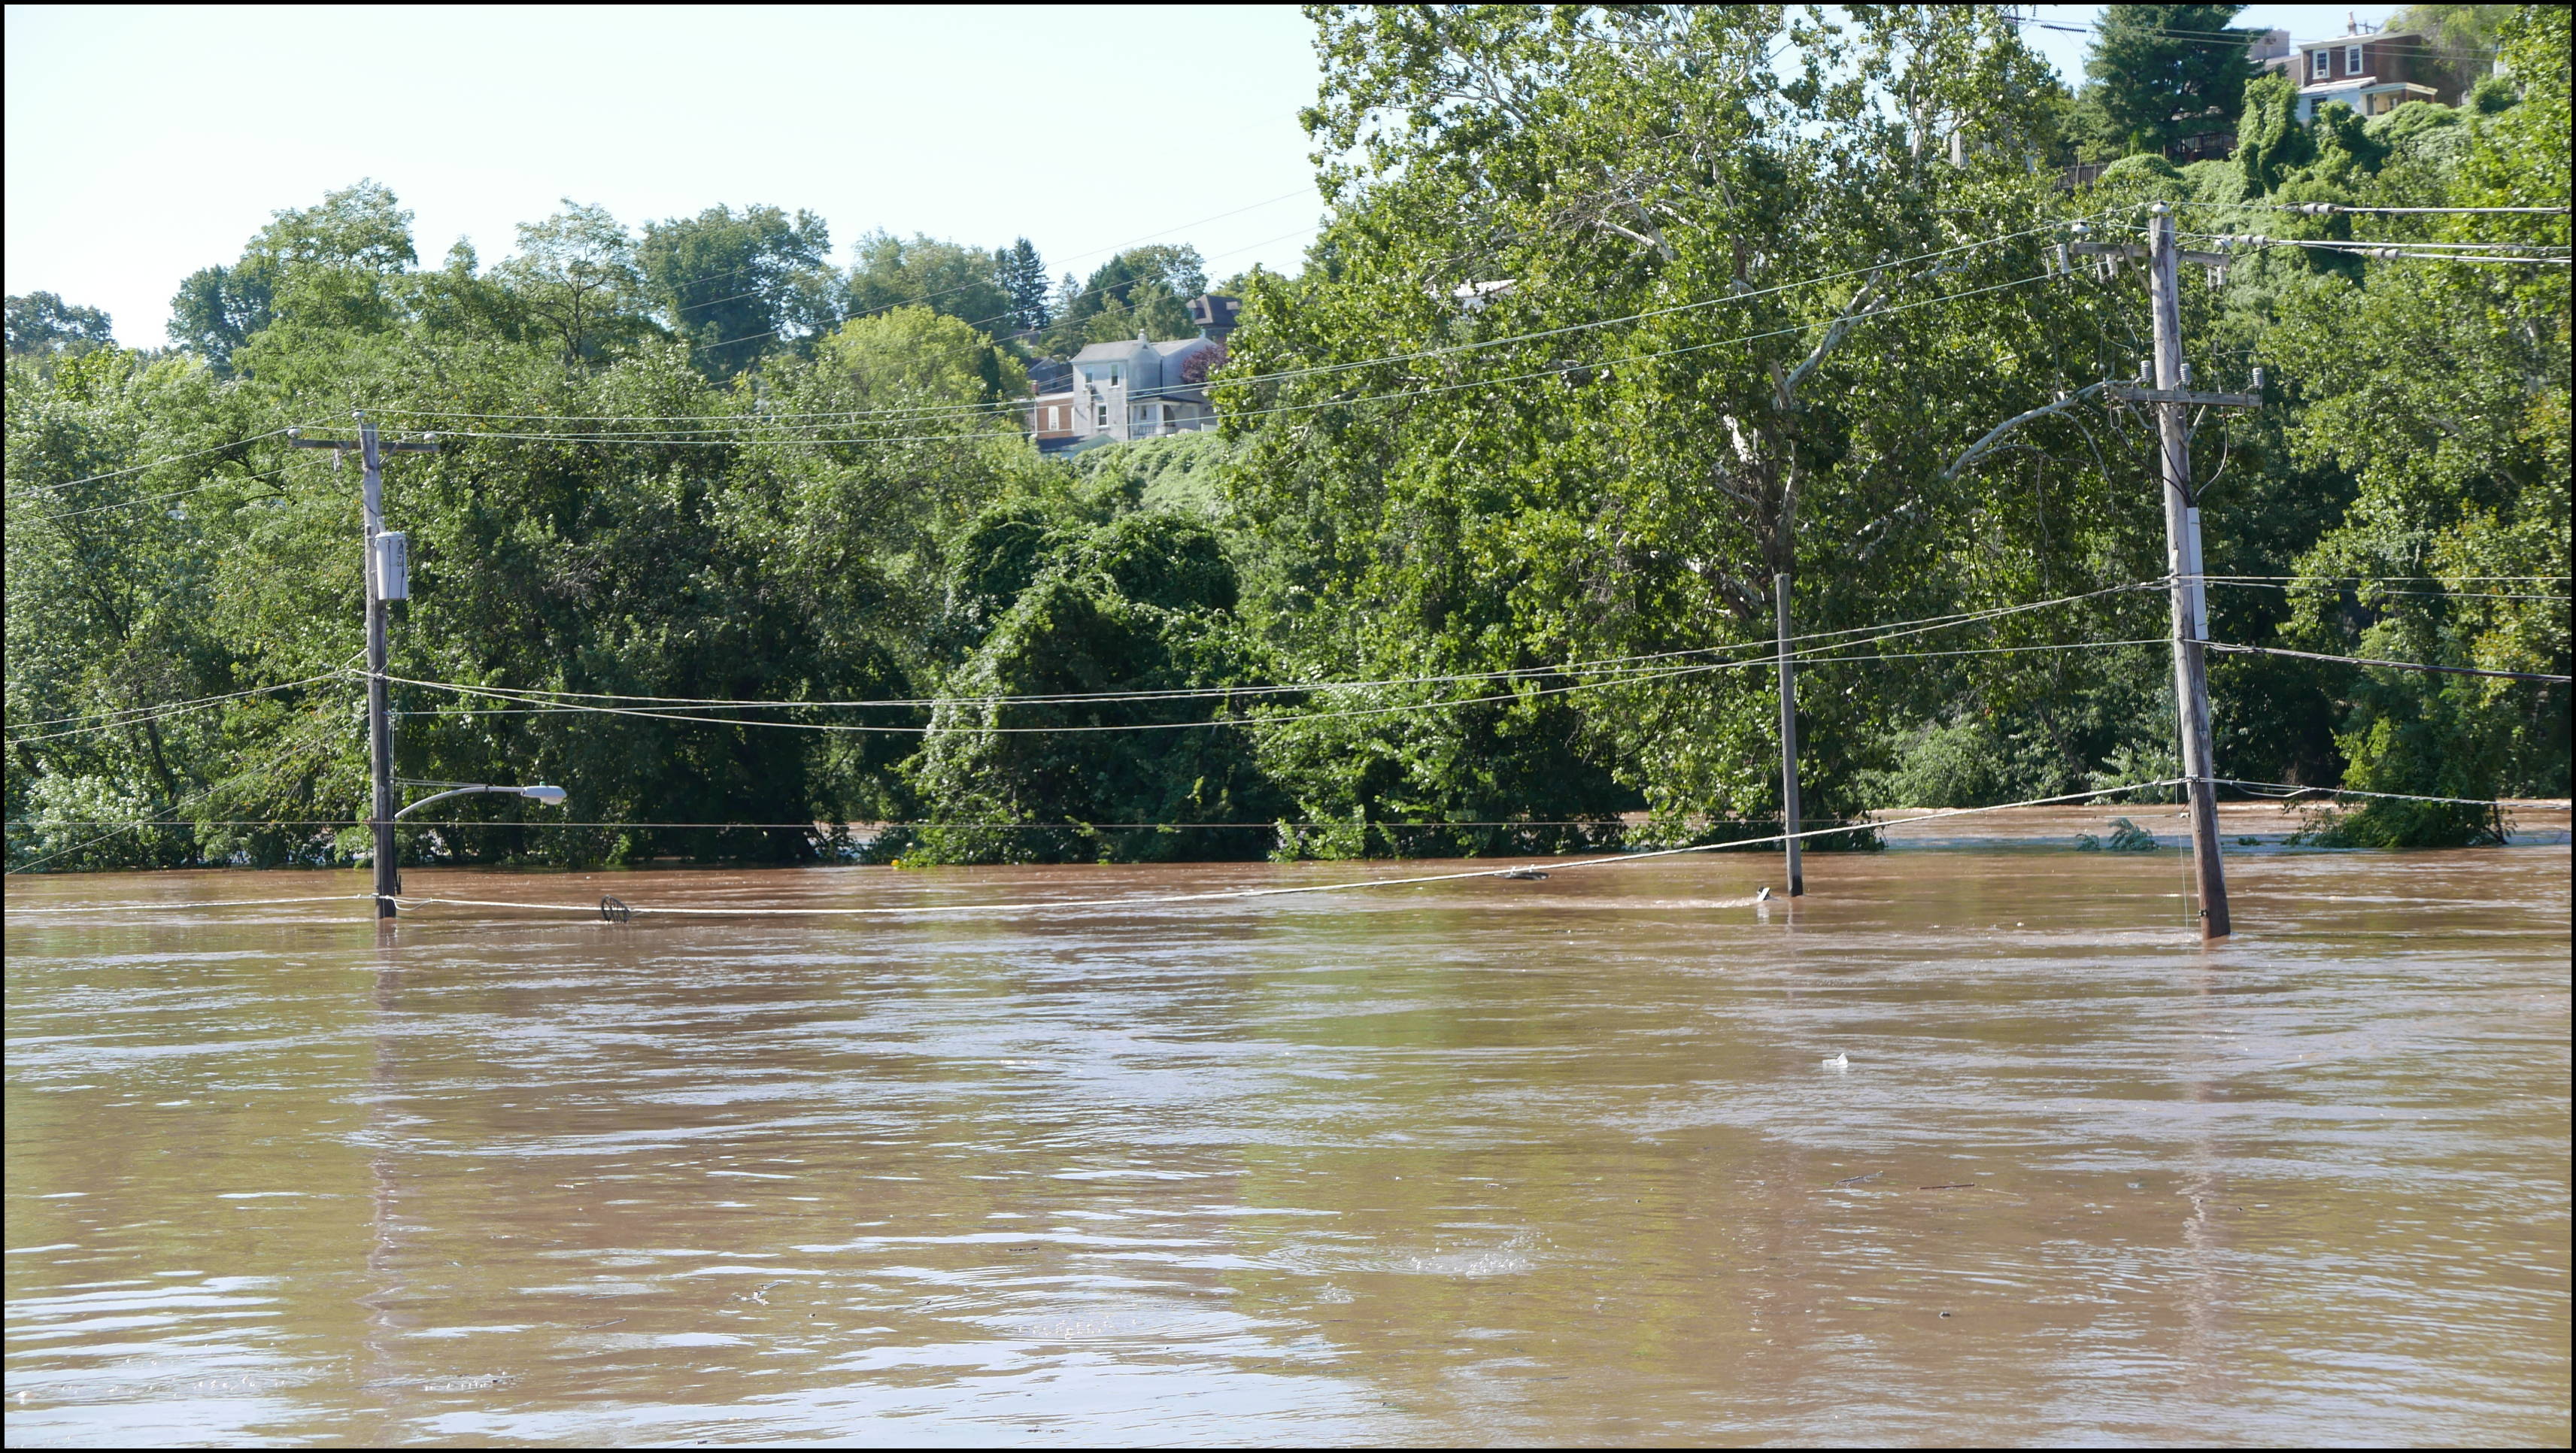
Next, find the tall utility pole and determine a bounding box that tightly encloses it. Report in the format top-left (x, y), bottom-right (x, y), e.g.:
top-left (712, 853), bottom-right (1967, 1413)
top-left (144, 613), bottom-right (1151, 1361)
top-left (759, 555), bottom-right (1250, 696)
top-left (1775, 572), bottom-right (1804, 897)
top-left (2144, 206), bottom-right (2231, 939)
top-left (293, 413), bottom-right (435, 918)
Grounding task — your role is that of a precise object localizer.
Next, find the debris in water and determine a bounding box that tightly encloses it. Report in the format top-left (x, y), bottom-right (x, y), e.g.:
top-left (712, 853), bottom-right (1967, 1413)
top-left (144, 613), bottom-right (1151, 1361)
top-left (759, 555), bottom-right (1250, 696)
top-left (1822, 1052), bottom-right (1849, 1069)
top-left (2075, 819), bottom-right (2156, 851)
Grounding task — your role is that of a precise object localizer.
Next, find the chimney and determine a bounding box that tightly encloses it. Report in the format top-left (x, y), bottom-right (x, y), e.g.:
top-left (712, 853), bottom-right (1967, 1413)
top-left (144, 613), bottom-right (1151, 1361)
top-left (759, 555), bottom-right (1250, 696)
top-left (1188, 293), bottom-right (1241, 340)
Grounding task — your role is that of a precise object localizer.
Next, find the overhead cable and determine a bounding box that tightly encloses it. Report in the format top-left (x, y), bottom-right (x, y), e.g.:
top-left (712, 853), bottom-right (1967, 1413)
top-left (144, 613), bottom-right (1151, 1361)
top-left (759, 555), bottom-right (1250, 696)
top-left (375, 214), bottom-right (2110, 432)
top-left (5, 672), bottom-right (351, 742)
top-left (420, 265), bottom-right (2083, 448)
top-left (381, 638), bottom-right (2171, 737)
top-left (6, 429), bottom-right (296, 497)
top-left (5, 781), bottom-right (2195, 916)
top-left (2203, 640), bottom-right (2571, 683)
top-left (381, 781), bottom-right (2201, 920)
top-left (371, 581), bottom-right (2157, 715)
top-left (2220, 778), bottom-right (2574, 810)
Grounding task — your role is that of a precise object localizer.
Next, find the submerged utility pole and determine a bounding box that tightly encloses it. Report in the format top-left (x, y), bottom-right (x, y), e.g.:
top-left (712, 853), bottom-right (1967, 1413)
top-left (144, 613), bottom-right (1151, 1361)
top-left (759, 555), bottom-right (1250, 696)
top-left (1776, 572), bottom-right (1803, 897)
top-left (293, 413), bottom-right (435, 918)
top-left (2144, 206), bottom-right (2231, 939)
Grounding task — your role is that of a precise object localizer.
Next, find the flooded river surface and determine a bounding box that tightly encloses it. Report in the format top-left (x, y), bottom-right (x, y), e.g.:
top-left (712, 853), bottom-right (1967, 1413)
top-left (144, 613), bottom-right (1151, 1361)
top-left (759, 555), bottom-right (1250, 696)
top-left (7, 841), bottom-right (2569, 1445)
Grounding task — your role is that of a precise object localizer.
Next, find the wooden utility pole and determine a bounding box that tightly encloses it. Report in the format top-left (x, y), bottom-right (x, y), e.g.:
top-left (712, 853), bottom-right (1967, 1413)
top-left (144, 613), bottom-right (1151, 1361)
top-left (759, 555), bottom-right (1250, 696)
top-left (1775, 572), bottom-right (1803, 897)
top-left (2144, 206), bottom-right (2231, 939)
top-left (293, 414), bottom-right (435, 918)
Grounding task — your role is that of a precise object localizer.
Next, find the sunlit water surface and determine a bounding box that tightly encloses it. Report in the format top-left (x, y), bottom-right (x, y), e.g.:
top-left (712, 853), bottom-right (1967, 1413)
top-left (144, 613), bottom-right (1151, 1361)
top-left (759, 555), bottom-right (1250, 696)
top-left (7, 842), bottom-right (2569, 1445)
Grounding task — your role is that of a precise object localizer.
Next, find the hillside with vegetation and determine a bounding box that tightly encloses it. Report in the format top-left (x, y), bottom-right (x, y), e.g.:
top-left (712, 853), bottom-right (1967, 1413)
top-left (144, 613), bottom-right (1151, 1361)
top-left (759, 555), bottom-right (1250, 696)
top-left (7, 5), bottom-right (2565, 870)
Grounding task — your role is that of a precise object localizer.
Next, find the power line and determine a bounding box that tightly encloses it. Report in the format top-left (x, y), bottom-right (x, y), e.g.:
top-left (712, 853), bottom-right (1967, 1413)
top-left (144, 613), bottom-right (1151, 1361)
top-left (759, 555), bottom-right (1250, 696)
top-left (5, 671), bottom-right (350, 742)
top-left (2001, 13), bottom-right (2502, 66)
top-left (5, 429), bottom-right (296, 498)
top-left (372, 213), bottom-right (2109, 433)
top-left (417, 262), bottom-right (2086, 449)
top-left (390, 781), bottom-right (2203, 920)
top-left (5, 781), bottom-right (2198, 909)
top-left (2221, 778), bottom-right (2574, 810)
top-left (384, 637), bottom-right (2171, 737)
top-left (26, 467), bottom-right (291, 523)
top-left (2192, 233), bottom-right (2571, 266)
top-left (2203, 640), bottom-right (2570, 683)
top-left (374, 581), bottom-right (2157, 715)
top-left (2206, 581), bottom-right (2569, 602)
top-left (2198, 202), bottom-right (2573, 217)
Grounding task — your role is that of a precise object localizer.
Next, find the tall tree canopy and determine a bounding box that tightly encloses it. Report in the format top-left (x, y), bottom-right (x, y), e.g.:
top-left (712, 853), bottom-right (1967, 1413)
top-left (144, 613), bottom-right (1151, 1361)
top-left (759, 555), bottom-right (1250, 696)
top-left (2078, 4), bottom-right (2259, 159)
top-left (6, 293), bottom-right (114, 358)
top-left (8, 5), bottom-right (2567, 871)
top-left (636, 204), bottom-right (836, 378)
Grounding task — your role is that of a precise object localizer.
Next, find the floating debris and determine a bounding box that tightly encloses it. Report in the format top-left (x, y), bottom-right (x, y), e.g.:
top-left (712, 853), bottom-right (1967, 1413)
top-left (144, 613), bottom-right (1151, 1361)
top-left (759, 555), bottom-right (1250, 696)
top-left (2076, 818), bottom-right (2159, 852)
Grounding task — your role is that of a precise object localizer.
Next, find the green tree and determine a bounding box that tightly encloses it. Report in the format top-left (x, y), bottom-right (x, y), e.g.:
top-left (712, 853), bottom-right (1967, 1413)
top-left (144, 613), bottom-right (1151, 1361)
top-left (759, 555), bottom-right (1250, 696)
top-left (842, 231), bottom-right (1014, 334)
top-left (2232, 73), bottom-right (2315, 194)
top-left (637, 204), bottom-right (836, 378)
top-left (824, 305), bottom-right (1027, 409)
top-left (2078, 4), bottom-right (2259, 159)
top-left (2389, 3), bottom-right (2515, 99)
top-left (906, 511), bottom-right (1283, 863)
top-left (2265, 5), bottom-right (2569, 842)
top-left (493, 202), bottom-right (655, 366)
top-left (1226, 5), bottom-right (2152, 832)
top-left (1047, 244), bottom-right (1207, 350)
top-left (167, 180), bottom-right (418, 371)
top-left (6, 293), bottom-right (115, 358)
top-left (997, 237), bottom-right (1051, 332)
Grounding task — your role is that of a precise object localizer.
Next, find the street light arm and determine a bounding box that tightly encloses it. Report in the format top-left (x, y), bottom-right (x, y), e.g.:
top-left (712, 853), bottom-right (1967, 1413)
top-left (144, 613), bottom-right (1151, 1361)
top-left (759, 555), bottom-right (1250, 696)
top-left (393, 784), bottom-right (566, 820)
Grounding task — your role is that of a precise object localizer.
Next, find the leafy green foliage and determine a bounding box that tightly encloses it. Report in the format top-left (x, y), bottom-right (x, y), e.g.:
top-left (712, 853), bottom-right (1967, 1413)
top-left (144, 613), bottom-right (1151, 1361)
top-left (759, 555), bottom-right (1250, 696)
top-left (843, 232), bottom-right (1014, 335)
top-left (637, 204), bottom-right (835, 378)
top-left (906, 511), bottom-right (1283, 863)
top-left (6, 293), bottom-right (115, 359)
top-left (1043, 245), bottom-right (1208, 353)
top-left (9, 6), bottom-right (2568, 871)
top-left (2075, 5), bottom-right (2259, 160)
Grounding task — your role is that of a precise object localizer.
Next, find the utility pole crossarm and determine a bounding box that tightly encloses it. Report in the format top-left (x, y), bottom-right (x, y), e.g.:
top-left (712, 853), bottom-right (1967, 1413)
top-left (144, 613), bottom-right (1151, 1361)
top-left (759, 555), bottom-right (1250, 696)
top-left (2108, 384), bottom-right (2262, 408)
top-left (2072, 242), bottom-right (2230, 267)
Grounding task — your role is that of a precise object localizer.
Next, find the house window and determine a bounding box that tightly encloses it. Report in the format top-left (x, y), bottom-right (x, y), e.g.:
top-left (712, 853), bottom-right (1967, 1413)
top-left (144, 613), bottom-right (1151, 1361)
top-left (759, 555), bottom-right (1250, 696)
top-left (2311, 47), bottom-right (2329, 80)
top-left (2345, 44), bottom-right (2363, 74)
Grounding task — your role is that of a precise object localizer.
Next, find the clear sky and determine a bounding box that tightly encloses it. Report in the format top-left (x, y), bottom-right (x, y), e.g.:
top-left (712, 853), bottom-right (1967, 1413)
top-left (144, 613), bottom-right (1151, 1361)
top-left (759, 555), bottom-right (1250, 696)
top-left (6, 4), bottom-right (2401, 350)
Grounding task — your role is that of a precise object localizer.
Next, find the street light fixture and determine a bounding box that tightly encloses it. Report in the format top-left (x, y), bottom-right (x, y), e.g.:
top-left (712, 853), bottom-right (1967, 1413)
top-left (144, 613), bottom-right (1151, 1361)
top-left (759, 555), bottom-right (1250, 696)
top-left (394, 784), bottom-right (568, 820)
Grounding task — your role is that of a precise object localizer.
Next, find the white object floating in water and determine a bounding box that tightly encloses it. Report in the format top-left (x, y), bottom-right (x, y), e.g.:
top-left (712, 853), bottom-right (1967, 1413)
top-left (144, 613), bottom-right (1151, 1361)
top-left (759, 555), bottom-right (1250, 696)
top-left (1822, 1052), bottom-right (1849, 1069)
top-left (1756, 886), bottom-right (1773, 902)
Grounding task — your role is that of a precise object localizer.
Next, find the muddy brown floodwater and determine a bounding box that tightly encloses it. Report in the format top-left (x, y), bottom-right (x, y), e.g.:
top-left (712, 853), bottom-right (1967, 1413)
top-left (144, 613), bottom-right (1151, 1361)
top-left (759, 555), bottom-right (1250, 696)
top-left (6, 839), bottom-right (2570, 1445)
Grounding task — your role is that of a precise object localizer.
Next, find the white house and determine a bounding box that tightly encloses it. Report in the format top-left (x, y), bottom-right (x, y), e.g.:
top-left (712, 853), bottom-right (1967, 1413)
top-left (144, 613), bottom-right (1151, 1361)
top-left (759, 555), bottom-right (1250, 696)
top-left (1026, 295), bottom-right (1237, 453)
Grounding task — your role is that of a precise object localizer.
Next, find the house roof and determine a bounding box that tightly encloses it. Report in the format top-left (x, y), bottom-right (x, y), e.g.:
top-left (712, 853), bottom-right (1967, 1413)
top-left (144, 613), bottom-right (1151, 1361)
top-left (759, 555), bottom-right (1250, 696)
top-left (1070, 334), bottom-right (1221, 364)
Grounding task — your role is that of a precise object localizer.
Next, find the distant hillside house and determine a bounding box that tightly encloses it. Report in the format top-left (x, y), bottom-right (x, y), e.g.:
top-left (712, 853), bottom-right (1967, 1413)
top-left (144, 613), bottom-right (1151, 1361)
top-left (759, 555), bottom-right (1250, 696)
top-left (1027, 294), bottom-right (1239, 454)
top-left (2292, 28), bottom-right (2456, 120)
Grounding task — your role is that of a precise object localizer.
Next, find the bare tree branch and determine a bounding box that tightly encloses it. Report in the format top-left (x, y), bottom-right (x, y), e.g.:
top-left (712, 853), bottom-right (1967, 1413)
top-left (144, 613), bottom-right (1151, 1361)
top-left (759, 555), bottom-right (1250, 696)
top-left (1783, 271), bottom-right (1886, 396)
top-left (1943, 381), bottom-right (2109, 481)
